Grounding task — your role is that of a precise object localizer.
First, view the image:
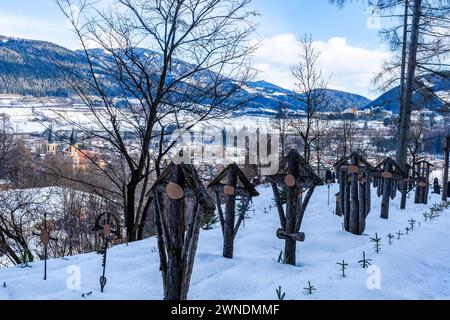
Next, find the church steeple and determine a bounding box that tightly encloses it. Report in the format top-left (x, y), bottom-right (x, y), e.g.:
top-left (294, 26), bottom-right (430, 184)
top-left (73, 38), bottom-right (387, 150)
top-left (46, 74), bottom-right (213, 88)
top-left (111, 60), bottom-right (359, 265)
top-left (69, 127), bottom-right (77, 145)
top-left (68, 127), bottom-right (78, 159)
top-left (47, 125), bottom-right (55, 144)
top-left (46, 125), bottom-right (56, 155)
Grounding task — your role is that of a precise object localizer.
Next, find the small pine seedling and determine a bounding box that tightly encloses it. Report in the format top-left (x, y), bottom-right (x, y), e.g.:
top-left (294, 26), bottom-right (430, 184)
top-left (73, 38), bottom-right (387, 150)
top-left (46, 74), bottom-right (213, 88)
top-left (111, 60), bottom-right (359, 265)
top-left (276, 286), bottom-right (286, 300)
top-left (337, 260), bottom-right (348, 277)
top-left (396, 230), bottom-right (404, 240)
top-left (370, 233), bottom-right (382, 254)
top-left (2, 282), bottom-right (5, 288)
top-left (405, 227), bottom-right (410, 235)
top-left (408, 219), bottom-right (416, 231)
top-left (358, 251), bottom-right (372, 269)
top-left (423, 212), bottom-right (429, 222)
top-left (304, 281), bottom-right (316, 295)
top-left (387, 233), bottom-right (394, 245)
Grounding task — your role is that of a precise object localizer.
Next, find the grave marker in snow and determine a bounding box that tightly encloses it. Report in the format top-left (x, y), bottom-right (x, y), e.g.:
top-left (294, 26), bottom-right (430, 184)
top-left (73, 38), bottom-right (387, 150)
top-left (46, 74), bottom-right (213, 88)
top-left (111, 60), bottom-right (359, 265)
top-left (442, 137), bottom-right (450, 201)
top-left (414, 160), bottom-right (433, 205)
top-left (92, 212), bottom-right (121, 293)
top-left (334, 153), bottom-right (375, 235)
top-left (268, 150), bottom-right (322, 266)
top-left (150, 163), bottom-right (216, 300)
top-left (33, 212), bottom-right (57, 280)
top-left (208, 163), bottom-right (259, 259)
top-left (372, 158), bottom-right (407, 219)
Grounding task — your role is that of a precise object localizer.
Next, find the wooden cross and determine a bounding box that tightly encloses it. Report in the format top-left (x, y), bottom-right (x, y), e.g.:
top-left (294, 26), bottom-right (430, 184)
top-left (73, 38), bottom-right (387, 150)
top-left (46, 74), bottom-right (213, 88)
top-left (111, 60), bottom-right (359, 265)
top-left (335, 153), bottom-right (373, 235)
top-left (269, 150), bottom-right (321, 266)
top-left (33, 212), bottom-right (57, 280)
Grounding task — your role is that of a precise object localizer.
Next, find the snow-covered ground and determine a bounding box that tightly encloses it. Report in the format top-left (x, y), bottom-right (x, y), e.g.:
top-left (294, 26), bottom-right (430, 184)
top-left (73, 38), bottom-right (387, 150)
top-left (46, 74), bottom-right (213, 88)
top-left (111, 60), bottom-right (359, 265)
top-left (0, 184), bottom-right (449, 300)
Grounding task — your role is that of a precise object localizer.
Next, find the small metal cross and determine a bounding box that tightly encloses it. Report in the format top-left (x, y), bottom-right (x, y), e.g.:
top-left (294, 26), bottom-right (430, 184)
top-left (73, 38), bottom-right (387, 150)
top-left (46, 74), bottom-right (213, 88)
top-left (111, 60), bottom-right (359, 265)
top-left (33, 212), bottom-right (57, 280)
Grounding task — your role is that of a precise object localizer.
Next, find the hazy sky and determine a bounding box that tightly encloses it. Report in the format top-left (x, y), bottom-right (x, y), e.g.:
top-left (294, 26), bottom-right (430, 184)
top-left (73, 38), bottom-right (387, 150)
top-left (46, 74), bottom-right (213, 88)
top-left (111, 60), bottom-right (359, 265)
top-left (0, 0), bottom-right (393, 98)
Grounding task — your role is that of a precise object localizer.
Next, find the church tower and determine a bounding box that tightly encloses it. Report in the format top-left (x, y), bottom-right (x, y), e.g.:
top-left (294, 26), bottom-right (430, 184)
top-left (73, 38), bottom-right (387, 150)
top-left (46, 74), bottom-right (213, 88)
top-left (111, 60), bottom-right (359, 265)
top-left (46, 125), bottom-right (56, 156)
top-left (69, 127), bottom-right (78, 158)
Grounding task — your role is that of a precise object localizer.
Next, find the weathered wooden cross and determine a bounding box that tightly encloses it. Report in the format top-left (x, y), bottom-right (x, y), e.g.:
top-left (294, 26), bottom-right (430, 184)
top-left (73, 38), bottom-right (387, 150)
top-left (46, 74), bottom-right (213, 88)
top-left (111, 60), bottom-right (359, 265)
top-left (372, 158), bottom-right (407, 219)
top-left (150, 163), bottom-right (216, 300)
top-left (414, 159), bottom-right (433, 205)
top-left (207, 163), bottom-right (259, 259)
top-left (442, 136), bottom-right (450, 201)
top-left (268, 150), bottom-right (322, 266)
top-left (334, 153), bottom-right (374, 235)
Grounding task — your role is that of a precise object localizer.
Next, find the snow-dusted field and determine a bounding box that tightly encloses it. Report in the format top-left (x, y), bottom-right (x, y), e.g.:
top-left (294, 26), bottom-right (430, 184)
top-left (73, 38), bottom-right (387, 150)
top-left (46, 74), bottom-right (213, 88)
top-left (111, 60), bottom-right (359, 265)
top-left (0, 184), bottom-right (449, 300)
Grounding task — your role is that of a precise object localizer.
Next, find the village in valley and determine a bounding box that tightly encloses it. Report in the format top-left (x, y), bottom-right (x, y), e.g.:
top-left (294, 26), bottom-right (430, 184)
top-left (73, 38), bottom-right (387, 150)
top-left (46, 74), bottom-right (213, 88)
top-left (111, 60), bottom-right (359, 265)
top-left (0, 0), bottom-right (449, 303)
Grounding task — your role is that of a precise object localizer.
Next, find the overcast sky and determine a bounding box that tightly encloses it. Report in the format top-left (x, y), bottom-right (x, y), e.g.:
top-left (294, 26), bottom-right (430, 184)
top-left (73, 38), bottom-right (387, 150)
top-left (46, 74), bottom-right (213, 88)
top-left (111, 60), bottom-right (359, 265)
top-left (0, 0), bottom-right (393, 99)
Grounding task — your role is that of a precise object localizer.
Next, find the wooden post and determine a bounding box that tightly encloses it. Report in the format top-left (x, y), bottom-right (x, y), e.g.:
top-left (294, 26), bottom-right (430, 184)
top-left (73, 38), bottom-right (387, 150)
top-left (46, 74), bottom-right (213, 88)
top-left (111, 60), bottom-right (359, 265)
top-left (380, 161), bottom-right (392, 219)
top-left (164, 165), bottom-right (186, 300)
top-left (365, 172), bottom-right (371, 217)
top-left (443, 137), bottom-right (450, 202)
top-left (400, 166), bottom-right (409, 210)
top-left (349, 155), bottom-right (359, 234)
top-left (414, 162), bottom-right (421, 203)
top-left (284, 155), bottom-right (299, 266)
top-left (423, 163), bottom-right (431, 205)
top-left (344, 174), bottom-right (350, 231)
top-left (223, 168), bottom-right (238, 259)
top-left (339, 169), bottom-right (345, 217)
top-left (358, 180), bottom-right (366, 234)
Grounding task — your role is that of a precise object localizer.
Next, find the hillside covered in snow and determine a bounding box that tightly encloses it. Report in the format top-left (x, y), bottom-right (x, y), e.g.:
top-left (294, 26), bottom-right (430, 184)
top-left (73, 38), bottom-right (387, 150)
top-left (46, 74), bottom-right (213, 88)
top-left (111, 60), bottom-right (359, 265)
top-left (0, 184), bottom-right (449, 300)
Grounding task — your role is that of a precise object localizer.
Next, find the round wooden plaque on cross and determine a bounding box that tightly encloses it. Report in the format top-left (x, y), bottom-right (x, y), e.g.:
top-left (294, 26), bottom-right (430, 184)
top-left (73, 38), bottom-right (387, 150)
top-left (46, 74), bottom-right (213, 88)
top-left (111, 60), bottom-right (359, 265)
top-left (223, 185), bottom-right (236, 196)
top-left (382, 172), bottom-right (393, 179)
top-left (166, 182), bottom-right (184, 200)
top-left (418, 181), bottom-right (427, 188)
top-left (103, 224), bottom-right (111, 237)
top-left (284, 175), bottom-right (296, 187)
top-left (40, 230), bottom-right (50, 245)
top-left (348, 165), bottom-right (359, 173)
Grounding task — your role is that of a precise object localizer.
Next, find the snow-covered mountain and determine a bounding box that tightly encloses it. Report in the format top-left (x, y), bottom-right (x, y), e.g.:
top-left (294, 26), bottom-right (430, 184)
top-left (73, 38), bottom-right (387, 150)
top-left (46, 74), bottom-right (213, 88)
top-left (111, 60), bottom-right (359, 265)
top-left (364, 73), bottom-right (450, 114)
top-left (0, 35), bottom-right (371, 115)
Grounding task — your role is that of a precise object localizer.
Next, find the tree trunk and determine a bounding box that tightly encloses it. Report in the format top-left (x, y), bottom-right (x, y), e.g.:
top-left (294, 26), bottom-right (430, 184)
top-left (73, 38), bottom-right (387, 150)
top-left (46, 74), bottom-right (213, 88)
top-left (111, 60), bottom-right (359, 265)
top-left (397, 0), bottom-right (409, 138)
top-left (137, 196), bottom-right (153, 240)
top-left (126, 180), bottom-right (138, 242)
top-left (396, 0), bottom-right (422, 169)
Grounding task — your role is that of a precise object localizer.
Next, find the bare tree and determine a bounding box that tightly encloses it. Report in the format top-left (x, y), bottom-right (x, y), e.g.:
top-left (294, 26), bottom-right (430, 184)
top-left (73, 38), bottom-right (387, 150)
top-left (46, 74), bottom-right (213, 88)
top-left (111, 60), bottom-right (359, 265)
top-left (289, 34), bottom-right (330, 164)
top-left (331, 0), bottom-right (450, 169)
top-left (56, 0), bottom-right (257, 242)
top-left (407, 114), bottom-right (426, 165)
top-left (270, 103), bottom-right (290, 157)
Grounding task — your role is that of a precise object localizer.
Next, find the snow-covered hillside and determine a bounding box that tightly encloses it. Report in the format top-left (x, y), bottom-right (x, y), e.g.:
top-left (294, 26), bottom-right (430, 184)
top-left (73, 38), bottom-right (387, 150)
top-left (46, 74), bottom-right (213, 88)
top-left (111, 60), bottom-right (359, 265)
top-left (0, 184), bottom-right (449, 300)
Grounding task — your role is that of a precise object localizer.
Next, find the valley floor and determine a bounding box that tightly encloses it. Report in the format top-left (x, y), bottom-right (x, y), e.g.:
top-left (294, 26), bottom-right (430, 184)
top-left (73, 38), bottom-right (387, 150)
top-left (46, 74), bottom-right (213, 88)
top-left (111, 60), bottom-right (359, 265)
top-left (0, 184), bottom-right (449, 300)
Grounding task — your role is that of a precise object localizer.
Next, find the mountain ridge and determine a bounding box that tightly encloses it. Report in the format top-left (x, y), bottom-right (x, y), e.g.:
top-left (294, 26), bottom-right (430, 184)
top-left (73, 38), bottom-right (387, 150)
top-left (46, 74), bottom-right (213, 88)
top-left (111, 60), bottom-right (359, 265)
top-left (0, 35), bottom-right (374, 114)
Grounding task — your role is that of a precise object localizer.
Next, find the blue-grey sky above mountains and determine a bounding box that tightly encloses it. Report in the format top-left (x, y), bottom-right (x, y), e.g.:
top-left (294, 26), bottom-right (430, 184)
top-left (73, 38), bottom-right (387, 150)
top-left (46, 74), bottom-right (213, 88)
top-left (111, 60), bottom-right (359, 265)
top-left (0, 0), bottom-right (392, 98)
